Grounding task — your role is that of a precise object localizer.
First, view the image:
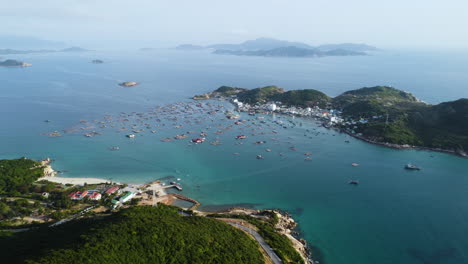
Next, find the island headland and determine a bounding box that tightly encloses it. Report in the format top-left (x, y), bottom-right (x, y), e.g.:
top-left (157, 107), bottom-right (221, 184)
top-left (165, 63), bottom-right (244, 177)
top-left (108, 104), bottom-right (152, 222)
top-left (0, 59), bottom-right (32, 67)
top-left (194, 85), bottom-right (468, 157)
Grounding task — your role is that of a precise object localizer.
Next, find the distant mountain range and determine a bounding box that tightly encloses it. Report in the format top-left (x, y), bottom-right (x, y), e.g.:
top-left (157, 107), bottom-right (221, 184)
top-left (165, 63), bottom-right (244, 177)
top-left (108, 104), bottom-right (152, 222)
top-left (0, 46), bottom-right (89, 55)
top-left (176, 38), bottom-right (376, 58)
top-left (213, 46), bottom-right (366, 57)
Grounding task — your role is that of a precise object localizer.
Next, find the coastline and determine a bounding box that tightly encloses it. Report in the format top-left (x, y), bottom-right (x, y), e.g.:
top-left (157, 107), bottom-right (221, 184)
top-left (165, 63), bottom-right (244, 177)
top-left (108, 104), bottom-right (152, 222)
top-left (37, 160), bottom-right (311, 263)
top-left (37, 158), bottom-right (113, 185)
top-left (39, 176), bottom-right (112, 185)
top-left (342, 129), bottom-right (468, 158)
top-left (198, 207), bottom-right (313, 264)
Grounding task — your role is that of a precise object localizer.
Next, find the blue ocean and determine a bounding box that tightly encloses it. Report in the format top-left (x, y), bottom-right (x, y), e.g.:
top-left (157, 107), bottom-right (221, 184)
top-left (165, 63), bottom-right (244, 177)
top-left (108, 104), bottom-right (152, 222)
top-left (1, 49), bottom-right (468, 264)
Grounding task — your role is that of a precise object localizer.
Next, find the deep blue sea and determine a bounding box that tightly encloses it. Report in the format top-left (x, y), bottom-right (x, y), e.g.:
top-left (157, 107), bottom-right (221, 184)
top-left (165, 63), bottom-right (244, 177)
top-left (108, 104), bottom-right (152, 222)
top-left (1, 49), bottom-right (468, 264)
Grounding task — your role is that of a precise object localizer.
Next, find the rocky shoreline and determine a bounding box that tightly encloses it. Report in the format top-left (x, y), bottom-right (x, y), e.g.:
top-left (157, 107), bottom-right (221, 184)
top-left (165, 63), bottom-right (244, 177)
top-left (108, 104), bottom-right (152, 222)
top-left (202, 207), bottom-right (314, 264)
top-left (343, 130), bottom-right (468, 158)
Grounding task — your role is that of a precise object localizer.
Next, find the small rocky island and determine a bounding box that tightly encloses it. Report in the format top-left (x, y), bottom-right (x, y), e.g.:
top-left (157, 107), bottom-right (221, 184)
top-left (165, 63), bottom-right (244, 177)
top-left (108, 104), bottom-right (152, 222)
top-left (0, 59), bottom-right (32, 67)
top-left (119, 81), bottom-right (139, 87)
top-left (195, 85), bottom-right (468, 157)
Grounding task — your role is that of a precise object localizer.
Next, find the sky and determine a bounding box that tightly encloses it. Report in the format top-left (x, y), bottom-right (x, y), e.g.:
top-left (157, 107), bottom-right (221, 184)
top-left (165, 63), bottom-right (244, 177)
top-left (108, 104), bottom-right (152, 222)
top-left (1, 0), bottom-right (467, 49)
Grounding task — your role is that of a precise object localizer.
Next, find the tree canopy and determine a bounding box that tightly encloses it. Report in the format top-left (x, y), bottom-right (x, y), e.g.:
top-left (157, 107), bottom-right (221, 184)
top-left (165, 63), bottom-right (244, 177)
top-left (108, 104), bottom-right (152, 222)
top-left (0, 205), bottom-right (264, 264)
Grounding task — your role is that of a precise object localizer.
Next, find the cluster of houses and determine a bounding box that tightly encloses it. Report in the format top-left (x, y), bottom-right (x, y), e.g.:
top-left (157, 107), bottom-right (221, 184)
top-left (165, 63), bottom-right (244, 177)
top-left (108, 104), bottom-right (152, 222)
top-left (232, 99), bottom-right (387, 134)
top-left (233, 100), bottom-right (345, 126)
top-left (66, 184), bottom-right (145, 209)
top-left (68, 190), bottom-right (103, 201)
top-left (68, 185), bottom-right (121, 201)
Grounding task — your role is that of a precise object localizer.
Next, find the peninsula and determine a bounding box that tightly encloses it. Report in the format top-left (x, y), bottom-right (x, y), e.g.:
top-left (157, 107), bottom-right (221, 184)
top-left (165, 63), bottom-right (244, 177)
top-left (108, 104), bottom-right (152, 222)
top-left (0, 157), bottom-right (311, 264)
top-left (177, 37), bottom-right (376, 58)
top-left (194, 85), bottom-right (468, 156)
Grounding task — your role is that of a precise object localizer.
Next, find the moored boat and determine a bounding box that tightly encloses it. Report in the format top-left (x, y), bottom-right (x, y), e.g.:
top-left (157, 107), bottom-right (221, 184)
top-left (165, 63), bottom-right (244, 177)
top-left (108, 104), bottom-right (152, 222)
top-left (405, 164), bottom-right (421, 170)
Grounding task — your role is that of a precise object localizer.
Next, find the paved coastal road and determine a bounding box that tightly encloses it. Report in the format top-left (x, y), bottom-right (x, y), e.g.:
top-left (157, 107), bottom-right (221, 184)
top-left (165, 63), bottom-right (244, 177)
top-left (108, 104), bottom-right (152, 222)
top-left (228, 223), bottom-right (283, 264)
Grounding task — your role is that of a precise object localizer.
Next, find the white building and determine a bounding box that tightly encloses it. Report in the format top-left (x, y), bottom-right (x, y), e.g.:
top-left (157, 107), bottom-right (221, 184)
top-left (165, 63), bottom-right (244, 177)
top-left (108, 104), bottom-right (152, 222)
top-left (267, 103), bottom-right (277, 111)
top-left (119, 192), bottom-right (136, 203)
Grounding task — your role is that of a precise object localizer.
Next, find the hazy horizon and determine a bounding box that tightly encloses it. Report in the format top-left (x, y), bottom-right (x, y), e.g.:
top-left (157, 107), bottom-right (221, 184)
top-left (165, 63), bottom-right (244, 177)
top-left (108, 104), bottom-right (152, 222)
top-left (1, 0), bottom-right (468, 50)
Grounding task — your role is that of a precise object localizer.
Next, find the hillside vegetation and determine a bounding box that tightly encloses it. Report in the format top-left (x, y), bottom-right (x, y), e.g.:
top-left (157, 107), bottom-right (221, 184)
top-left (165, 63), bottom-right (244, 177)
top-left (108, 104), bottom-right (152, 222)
top-left (237, 85), bottom-right (285, 103)
top-left (208, 212), bottom-right (305, 264)
top-left (212, 85), bottom-right (330, 107)
top-left (333, 86), bottom-right (422, 118)
top-left (333, 86), bottom-right (468, 152)
top-left (272, 89), bottom-right (331, 108)
top-left (0, 158), bottom-right (43, 195)
top-left (0, 205), bottom-right (264, 264)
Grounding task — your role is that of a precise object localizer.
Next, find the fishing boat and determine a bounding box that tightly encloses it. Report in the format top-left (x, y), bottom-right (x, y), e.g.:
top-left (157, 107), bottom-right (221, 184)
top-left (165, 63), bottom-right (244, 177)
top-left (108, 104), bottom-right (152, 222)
top-left (256, 155), bottom-right (264, 159)
top-left (351, 163), bottom-right (359, 167)
top-left (348, 180), bottom-right (359, 185)
top-left (126, 134), bottom-right (135, 138)
top-left (405, 164), bottom-right (421, 170)
top-left (236, 135), bottom-right (247, 139)
top-left (174, 134), bottom-right (188, 139)
top-left (191, 138), bottom-right (205, 143)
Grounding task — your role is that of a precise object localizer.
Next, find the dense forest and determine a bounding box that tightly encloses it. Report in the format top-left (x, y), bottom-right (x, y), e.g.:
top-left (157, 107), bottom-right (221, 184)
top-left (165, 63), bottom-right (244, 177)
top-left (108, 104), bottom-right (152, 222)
top-left (208, 212), bottom-right (305, 264)
top-left (0, 205), bottom-right (264, 264)
top-left (0, 158), bottom-right (43, 195)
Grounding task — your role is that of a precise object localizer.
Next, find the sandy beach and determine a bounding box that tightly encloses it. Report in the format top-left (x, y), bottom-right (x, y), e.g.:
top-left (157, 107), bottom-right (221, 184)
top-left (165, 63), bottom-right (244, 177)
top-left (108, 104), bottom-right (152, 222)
top-left (39, 176), bottom-right (112, 185)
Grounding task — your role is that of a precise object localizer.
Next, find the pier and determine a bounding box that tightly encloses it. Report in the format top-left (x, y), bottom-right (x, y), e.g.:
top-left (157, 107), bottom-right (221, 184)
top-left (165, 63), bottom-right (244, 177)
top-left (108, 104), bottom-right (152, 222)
top-left (164, 184), bottom-right (183, 191)
top-left (169, 193), bottom-right (200, 210)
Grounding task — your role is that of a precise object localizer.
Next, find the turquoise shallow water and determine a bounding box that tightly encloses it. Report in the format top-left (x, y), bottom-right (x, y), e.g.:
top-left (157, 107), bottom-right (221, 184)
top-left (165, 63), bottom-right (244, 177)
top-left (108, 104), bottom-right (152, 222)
top-left (1, 49), bottom-right (468, 264)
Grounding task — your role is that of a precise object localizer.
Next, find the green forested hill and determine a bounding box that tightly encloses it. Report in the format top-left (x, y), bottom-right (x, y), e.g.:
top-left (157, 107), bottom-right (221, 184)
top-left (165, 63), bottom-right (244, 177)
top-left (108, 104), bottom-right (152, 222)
top-left (333, 86), bottom-right (423, 118)
top-left (237, 85), bottom-right (285, 104)
top-left (0, 158), bottom-right (43, 195)
top-left (333, 87), bottom-right (468, 152)
top-left (272, 89), bottom-right (331, 108)
top-left (0, 205), bottom-right (264, 264)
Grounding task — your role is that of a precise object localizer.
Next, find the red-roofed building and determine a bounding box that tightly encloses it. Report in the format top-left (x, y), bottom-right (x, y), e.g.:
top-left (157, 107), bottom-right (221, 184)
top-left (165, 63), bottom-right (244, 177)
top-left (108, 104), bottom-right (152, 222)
top-left (105, 186), bottom-right (119, 194)
top-left (69, 191), bottom-right (88, 200)
top-left (89, 192), bottom-right (102, 200)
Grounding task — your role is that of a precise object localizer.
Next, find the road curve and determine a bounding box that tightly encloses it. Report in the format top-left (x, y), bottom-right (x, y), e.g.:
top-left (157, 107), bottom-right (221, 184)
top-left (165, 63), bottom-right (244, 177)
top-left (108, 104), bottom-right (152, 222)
top-left (229, 222), bottom-right (283, 264)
